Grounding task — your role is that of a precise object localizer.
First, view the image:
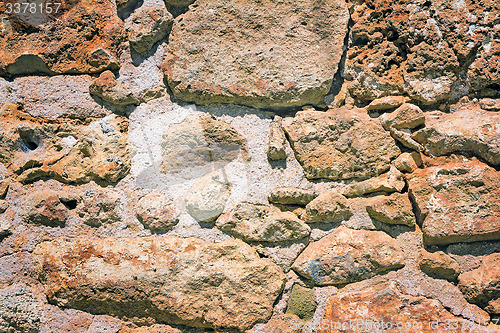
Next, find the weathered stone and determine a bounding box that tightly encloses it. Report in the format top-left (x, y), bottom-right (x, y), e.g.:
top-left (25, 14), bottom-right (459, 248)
top-left (0, 284), bottom-right (44, 333)
top-left (302, 191), bottom-right (352, 224)
top-left (33, 236), bottom-right (286, 331)
top-left (413, 107), bottom-right (500, 166)
top-left (393, 151), bottom-right (423, 173)
top-left (345, 0), bottom-right (497, 105)
top-left (135, 191), bottom-right (179, 232)
top-left (267, 116), bottom-right (287, 161)
top-left (0, 104), bottom-right (130, 184)
top-left (366, 193), bottom-right (415, 227)
top-left (458, 253), bottom-right (500, 315)
top-left (408, 158), bottom-right (500, 245)
top-left (185, 169), bottom-right (231, 223)
top-left (0, 200), bottom-right (7, 214)
top-left (283, 108), bottom-right (400, 180)
top-left (0, 0), bottom-right (125, 75)
top-left (162, 0), bottom-right (349, 109)
top-left (0, 219), bottom-right (10, 237)
top-left (480, 98), bottom-right (500, 111)
top-left (268, 187), bottom-right (317, 206)
top-left (119, 324), bottom-right (181, 333)
top-left (342, 166), bottom-right (405, 198)
top-left (367, 96), bottom-right (408, 111)
top-left (380, 103), bottom-right (425, 131)
top-left (162, 114), bottom-right (248, 174)
top-left (248, 314), bottom-right (301, 333)
top-left (19, 189), bottom-right (68, 227)
top-left (292, 226), bottom-right (404, 286)
top-left (125, 5), bottom-right (173, 54)
top-left (285, 285), bottom-right (316, 321)
top-left (419, 250), bottom-right (460, 282)
top-left (318, 278), bottom-right (486, 333)
top-left (216, 202), bottom-right (310, 243)
top-left (89, 71), bottom-right (140, 106)
top-left (77, 188), bottom-right (121, 227)
top-left (40, 306), bottom-right (124, 333)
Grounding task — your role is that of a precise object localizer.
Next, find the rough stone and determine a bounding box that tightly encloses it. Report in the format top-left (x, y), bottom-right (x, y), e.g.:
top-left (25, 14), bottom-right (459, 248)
top-left (408, 158), bottom-right (500, 245)
top-left (77, 188), bottom-right (121, 227)
top-left (39, 306), bottom-right (124, 333)
top-left (33, 236), bottom-right (286, 331)
top-left (366, 193), bottom-right (415, 227)
top-left (268, 187), bottom-right (317, 206)
top-left (458, 253), bottom-right (500, 315)
top-left (216, 202), bottom-right (310, 243)
top-left (302, 191), bottom-right (352, 224)
top-left (419, 250), bottom-right (460, 282)
top-left (135, 191), bottom-right (179, 232)
top-left (393, 151), bottom-right (423, 173)
top-left (413, 107), bottom-right (500, 166)
top-left (0, 283), bottom-right (44, 333)
top-left (185, 169), bottom-right (231, 223)
top-left (0, 0), bottom-right (125, 75)
top-left (19, 189), bottom-right (68, 227)
top-left (282, 108), bottom-right (401, 180)
top-left (267, 116), bottom-right (287, 161)
top-left (162, 114), bottom-right (248, 175)
top-left (125, 5), bottom-right (173, 54)
top-left (480, 98), bottom-right (500, 111)
top-left (0, 200), bottom-right (7, 214)
top-left (89, 70), bottom-right (140, 106)
top-left (119, 324), bottom-right (181, 333)
top-left (318, 277), bottom-right (486, 333)
top-left (162, 0), bottom-right (349, 109)
top-left (285, 284), bottom-right (316, 321)
top-left (342, 166), bottom-right (405, 198)
top-left (292, 226), bottom-right (405, 286)
top-left (0, 104), bottom-right (130, 185)
top-left (248, 314), bottom-right (301, 333)
top-left (366, 96), bottom-right (408, 111)
top-left (380, 103), bottom-right (425, 131)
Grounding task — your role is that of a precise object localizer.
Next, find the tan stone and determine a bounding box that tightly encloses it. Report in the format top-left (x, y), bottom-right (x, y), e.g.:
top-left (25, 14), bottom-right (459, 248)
top-left (292, 226), bottom-right (404, 286)
top-left (33, 236), bottom-right (286, 331)
top-left (89, 71), bottom-right (140, 106)
top-left (408, 158), bottom-right (500, 245)
top-left (480, 98), bottom-right (500, 111)
top-left (380, 103), bottom-right (425, 131)
top-left (267, 116), bottom-right (287, 161)
top-left (268, 187), bottom-right (318, 206)
top-left (393, 152), bottom-right (423, 173)
top-left (413, 107), bottom-right (500, 166)
top-left (366, 193), bottom-right (415, 227)
top-left (163, 0), bottom-right (349, 109)
top-left (282, 108), bottom-right (400, 180)
top-left (19, 189), bottom-right (68, 227)
top-left (135, 191), bottom-right (179, 232)
top-left (302, 191), bottom-right (352, 224)
top-left (342, 166), bottom-right (405, 198)
top-left (216, 202), bottom-right (310, 243)
top-left (367, 96), bottom-right (408, 111)
top-left (419, 250), bottom-right (460, 281)
top-left (248, 314), bottom-right (302, 333)
top-left (77, 188), bottom-right (121, 227)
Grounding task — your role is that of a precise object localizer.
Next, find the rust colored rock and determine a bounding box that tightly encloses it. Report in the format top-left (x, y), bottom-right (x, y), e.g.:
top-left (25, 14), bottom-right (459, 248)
top-left (0, 0), bottom-right (125, 75)
top-left (345, 0), bottom-right (498, 105)
top-left (216, 202), bottom-right (311, 243)
top-left (413, 107), bottom-right (500, 166)
top-left (282, 108), bottom-right (400, 180)
top-left (0, 104), bottom-right (130, 184)
top-left (419, 250), bottom-right (460, 282)
top-left (33, 236), bottom-right (285, 331)
top-left (19, 189), bottom-right (68, 227)
top-left (318, 278), bottom-right (485, 333)
top-left (458, 253), bottom-right (500, 315)
top-left (267, 116), bottom-right (287, 161)
top-left (162, 114), bottom-right (248, 174)
top-left (302, 191), bottom-right (352, 224)
top-left (366, 193), bottom-right (415, 227)
top-left (162, 0), bottom-right (349, 109)
top-left (292, 226), bottom-right (404, 286)
top-left (408, 158), bottom-right (500, 245)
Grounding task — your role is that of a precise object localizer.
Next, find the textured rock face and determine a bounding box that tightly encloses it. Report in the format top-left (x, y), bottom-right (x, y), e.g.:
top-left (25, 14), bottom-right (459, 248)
top-left (413, 107), bottom-right (500, 166)
top-left (408, 158), bottom-right (500, 245)
top-left (292, 226), bottom-right (404, 286)
top-left (342, 166), bottom-right (405, 197)
top-left (283, 108), bottom-right (401, 180)
top-left (77, 188), bottom-right (121, 227)
top-left (458, 253), bottom-right (500, 315)
top-left (319, 278), bottom-right (479, 333)
top-left (33, 237), bottom-right (285, 331)
top-left (302, 191), bottom-right (352, 224)
top-left (366, 193), bottom-right (415, 227)
top-left (0, 104), bottom-right (130, 184)
top-left (135, 191), bottom-right (179, 232)
top-left (346, 0), bottom-right (499, 104)
top-left (216, 202), bottom-right (310, 243)
top-left (0, 0), bottom-right (125, 75)
top-left (162, 0), bottom-right (349, 109)
top-left (419, 250), bottom-right (460, 282)
top-left (267, 116), bottom-right (287, 161)
top-left (162, 115), bottom-right (248, 174)
top-left (19, 189), bottom-right (69, 227)
top-left (0, 284), bottom-right (44, 333)
top-left (268, 187), bottom-right (318, 206)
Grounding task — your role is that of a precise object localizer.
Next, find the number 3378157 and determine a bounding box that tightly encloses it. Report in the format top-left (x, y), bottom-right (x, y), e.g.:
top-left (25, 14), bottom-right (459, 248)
top-left (5, 2), bottom-right (62, 14)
